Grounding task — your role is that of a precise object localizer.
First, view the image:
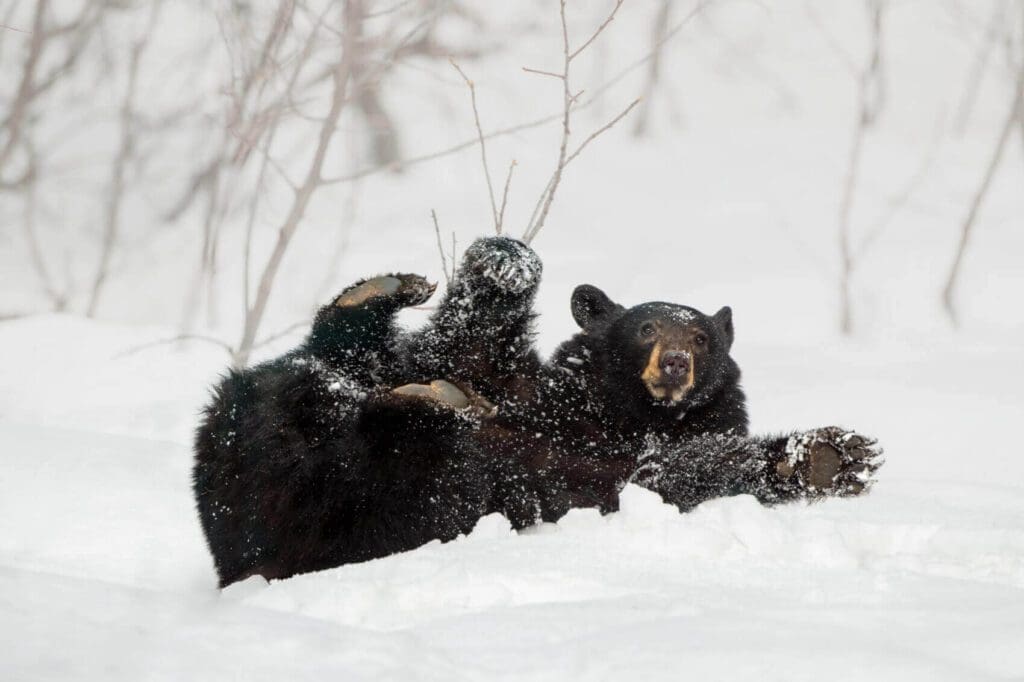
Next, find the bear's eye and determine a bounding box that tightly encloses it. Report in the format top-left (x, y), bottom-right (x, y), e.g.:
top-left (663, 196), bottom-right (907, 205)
top-left (694, 332), bottom-right (709, 346)
top-left (639, 322), bottom-right (656, 338)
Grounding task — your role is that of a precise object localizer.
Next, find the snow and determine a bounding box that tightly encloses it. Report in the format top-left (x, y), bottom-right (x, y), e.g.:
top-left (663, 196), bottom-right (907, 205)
top-left (3, 0), bottom-right (1024, 679)
top-left (2, 314), bottom-right (1023, 680)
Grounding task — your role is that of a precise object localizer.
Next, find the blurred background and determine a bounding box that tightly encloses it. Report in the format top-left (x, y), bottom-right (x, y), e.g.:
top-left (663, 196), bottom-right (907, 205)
top-left (1, 0), bottom-right (1021, 362)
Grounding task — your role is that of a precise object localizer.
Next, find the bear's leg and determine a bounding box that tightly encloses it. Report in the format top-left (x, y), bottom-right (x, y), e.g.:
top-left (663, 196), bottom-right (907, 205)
top-left (631, 428), bottom-right (883, 511)
top-left (404, 237), bottom-right (543, 384)
top-left (438, 236), bottom-right (542, 323)
top-left (305, 273), bottom-right (435, 366)
top-left (213, 379), bottom-right (495, 584)
top-left (298, 380), bottom-right (496, 570)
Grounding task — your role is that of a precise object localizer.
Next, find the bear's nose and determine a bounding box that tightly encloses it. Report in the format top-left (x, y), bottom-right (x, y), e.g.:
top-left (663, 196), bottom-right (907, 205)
top-left (660, 351), bottom-right (690, 378)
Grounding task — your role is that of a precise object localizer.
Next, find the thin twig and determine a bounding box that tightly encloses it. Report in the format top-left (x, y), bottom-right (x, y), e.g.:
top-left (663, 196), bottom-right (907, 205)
top-left (569, 0), bottom-right (624, 61)
top-left (449, 232), bottom-right (457, 283)
top-left (253, 320), bottom-right (310, 349)
top-left (523, 0), bottom-right (574, 245)
top-left (0, 312), bottom-right (33, 322)
top-left (853, 112), bottom-right (945, 261)
top-left (805, 3), bottom-right (859, 78)
top-left (836, 0), bottom-right (885, 336)
top-left (113, 334), bottom-right (235, 359)
top-left (320, 1), bottom-right (708, 189)
top-left (522, 66), bottom-right (563, 80)
top-left (564, 97), bottom-right (641, 166)
top-left (0, 0), bottom-right (48, 177)
top-left (497, 159), bottom-right (516, 232)
top-left (633, 0), bottom-right (672, 136)
top-left (234, 0), bottom-right (363, 368)
top-left (431, 209), bottom-right (451, 285)
top-left (321, 112), bottom-right (563, 185)
top-left (953, 1), bottom-right (1006, 135)
top-left (450, 58), bottom-right (500, 233)
top-left (243, 3), bottom-right (330, 314)
top-left (522, 0), bottom-right (640, 244)
top-left (86, 2), bottom-right (162, 317)
top-left (942, 50), bottom-right (1024, 327)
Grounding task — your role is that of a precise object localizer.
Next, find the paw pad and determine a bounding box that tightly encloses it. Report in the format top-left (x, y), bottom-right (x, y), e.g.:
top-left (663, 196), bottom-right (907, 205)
top-left (781, 426), bottom-right (884, 498)
top-left (335, 274), bottom-right (436, 308)
top-left (392, 380), bottom-right (496, 417)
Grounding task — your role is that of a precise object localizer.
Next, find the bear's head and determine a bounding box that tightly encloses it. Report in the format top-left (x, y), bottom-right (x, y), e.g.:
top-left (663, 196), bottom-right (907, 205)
top-left (568, 284), bottom-right (740, 425)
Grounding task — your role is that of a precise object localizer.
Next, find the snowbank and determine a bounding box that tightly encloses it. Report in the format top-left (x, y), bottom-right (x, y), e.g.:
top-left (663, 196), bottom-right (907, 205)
top-left (2, 315), bottom-right (1022, 680)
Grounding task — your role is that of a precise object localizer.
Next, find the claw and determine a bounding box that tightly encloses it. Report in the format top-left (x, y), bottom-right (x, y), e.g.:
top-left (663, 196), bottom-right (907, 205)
top-left (783, 427), bottom-right (884, 499)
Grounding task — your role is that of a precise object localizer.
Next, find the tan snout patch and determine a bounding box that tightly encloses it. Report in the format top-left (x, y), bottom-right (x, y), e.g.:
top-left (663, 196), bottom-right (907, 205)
top-left (335, 276), bottom-right (402, 307)
top-left (641, 343), bottom-right (694, 403)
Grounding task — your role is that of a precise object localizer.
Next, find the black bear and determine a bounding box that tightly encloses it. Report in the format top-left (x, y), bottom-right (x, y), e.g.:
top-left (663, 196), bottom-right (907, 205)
top-left (508, 283), bottom-right (883, 520)
top-left (193, 236), bottom-right (882, 587)
top-left (193, 238), bottom-right (546, 586)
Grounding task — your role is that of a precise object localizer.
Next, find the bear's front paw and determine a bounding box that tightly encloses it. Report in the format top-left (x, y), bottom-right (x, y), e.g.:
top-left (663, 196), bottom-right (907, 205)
top-left (776, 427), bottom-right (883, 498)
top-left (391, 380), bottom-right (497, 418)
top-left (461, 237), bottom-right (542, 295)
top-left (335, 273), bottom-right (436, 309)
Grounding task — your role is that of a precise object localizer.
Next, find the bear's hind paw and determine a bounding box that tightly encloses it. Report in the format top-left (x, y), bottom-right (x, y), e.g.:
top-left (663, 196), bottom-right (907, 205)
top-left (462, 237), bottom-right (541, 295)
top-left (335, 273), bottom-right (436, 309)
top-left (391, 380), bottom-right (497, 418)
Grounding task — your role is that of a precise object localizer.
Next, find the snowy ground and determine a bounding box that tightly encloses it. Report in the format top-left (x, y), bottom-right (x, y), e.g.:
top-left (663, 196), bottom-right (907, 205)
top-left (2, 313), bottom-right (1023, 681)
top-left (3, 1), bottom-right (1024, 679)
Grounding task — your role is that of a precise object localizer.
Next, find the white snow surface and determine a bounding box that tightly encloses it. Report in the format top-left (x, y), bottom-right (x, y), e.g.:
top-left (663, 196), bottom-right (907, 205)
top-left (2, 315), bottom-right (1024, 681)
top-left (3, 1), bottom-right (1024, 679)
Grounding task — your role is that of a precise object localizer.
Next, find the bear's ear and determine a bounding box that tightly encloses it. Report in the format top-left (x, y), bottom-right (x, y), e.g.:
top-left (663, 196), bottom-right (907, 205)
top-left (571, 284), bottom-right (620, 329)
top-left (712, 306), bottom-right (734, 350)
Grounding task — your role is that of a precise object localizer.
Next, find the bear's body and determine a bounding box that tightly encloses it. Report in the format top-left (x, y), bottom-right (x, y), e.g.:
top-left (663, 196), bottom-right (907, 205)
top-left (194, 240), bottom-right (547, 586)
top-left (194, 237), bottom-right (882, 586)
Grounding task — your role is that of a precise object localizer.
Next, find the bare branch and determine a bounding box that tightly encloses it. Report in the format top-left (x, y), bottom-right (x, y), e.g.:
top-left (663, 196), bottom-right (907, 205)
top-left (431, 209), bottom-right (451, 285)
top-left (633, 0), bottom-right (672, 137)
top-left (243, 3), bottom-right (333, 314)
top-left (497, 159), bottom-right (516, 232)
top-left (523, 0), bottom-right (574, 245)
top-left (86, 2), bottom-right (163, 317)
top-left (450, 58), bottom-right (501, 233)
top-left (113, 334), bottom-right (235, 360)
top-left (943, 51), bottom-right (1024, 327)
top-left (0, 0), bottom-right (48, 177)
top-left (21, 143), bottom-right (67, 311)
top-left (805, 3), bottom-right (859, 78)
top-left (234, 0), bottom-right (363, 368)
top-left (450, 232), bottom-right (457, 283)
top-left (320, 1), bottom-right (708, 189)
top-left (953, 1), bottom-right (1006, 135)
top-left (522, 66), bottom-right (564, 80)
top-left (523, 0), bottom-right (640, 245)
top-left (836, 0), bottom-right (886, 336)
top-left (569, 0), bottom-right (624, 61)
top-left (320, 111), bottom-right (564, 184)
top-left (565, 97), bottom-right (640, 166)
top-left (853, 112), bottom-right (945, 261)
top-left (253, 320), bottom-right (310, 350)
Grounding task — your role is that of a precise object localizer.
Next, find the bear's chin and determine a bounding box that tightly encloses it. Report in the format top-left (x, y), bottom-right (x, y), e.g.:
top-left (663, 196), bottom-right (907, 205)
top-left (643, 381), bottom-right (690, 405)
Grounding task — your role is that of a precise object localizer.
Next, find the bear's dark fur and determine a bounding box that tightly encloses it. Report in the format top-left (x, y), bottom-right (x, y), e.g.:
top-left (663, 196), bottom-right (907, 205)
top-left (193, 240), bottom-right (546, 586)
top-left (193, 237), bottom-right (882, 586)
top-left (515, 284), bottom-right (881, 518)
